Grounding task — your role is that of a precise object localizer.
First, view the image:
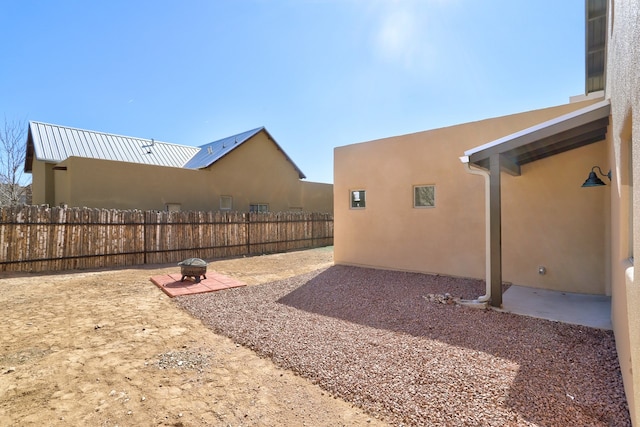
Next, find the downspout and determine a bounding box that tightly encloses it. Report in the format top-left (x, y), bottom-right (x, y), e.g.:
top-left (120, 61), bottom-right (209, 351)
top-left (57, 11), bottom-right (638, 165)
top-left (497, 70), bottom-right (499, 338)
top-left (459, 156), bottom-right (491, 304)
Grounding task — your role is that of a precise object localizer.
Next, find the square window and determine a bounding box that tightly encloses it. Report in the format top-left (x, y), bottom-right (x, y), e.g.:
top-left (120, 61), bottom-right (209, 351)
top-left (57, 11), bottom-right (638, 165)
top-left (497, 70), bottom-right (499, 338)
top-left (220, 195), bottom-right (233, 210)
top-left (250, 203), bottom-right (269, 213)
top-left (166, 203), bottom-right (181, 212)
top-left (414, 185), bottom-right (435, 208)
top-left (351, 190), bottom-right (366, 209)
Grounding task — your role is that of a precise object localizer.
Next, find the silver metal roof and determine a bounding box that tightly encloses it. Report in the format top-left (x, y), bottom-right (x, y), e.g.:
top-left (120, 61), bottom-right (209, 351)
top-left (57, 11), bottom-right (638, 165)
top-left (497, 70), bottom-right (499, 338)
top-left (24, 122), bottom-right (307, 179)
top-left (184, 126), bottom-right (306, 179)
top-left (184, 127), bottom-right (265, 169)
top-left (586, 0), bottom-right (607, 93)
top-left (25, 121), bottom-right (200, 171)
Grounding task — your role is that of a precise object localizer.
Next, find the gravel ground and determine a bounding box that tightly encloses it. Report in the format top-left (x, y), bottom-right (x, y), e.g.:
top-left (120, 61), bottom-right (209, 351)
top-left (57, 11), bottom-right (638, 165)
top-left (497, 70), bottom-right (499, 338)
top-left (177, 265), bottom-right (631, 426)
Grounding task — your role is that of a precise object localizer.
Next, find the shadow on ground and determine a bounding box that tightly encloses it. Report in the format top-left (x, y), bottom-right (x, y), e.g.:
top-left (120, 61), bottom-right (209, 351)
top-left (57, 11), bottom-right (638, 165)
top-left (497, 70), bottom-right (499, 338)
top-left (179, 265), bottom-right (630, 426)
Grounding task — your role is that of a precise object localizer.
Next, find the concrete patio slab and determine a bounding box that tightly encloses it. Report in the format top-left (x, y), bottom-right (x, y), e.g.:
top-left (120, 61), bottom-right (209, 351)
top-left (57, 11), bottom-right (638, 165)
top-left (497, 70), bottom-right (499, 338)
top-left (502, 285), bottom-right (612, 330)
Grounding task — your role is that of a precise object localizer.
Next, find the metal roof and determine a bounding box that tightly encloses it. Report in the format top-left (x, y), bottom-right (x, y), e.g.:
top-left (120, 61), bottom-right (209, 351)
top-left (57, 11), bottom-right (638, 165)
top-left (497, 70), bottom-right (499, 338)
top-left (463, 99), bottom-right (610, 174)
top-left (25, 121), bottom-right (201, 172)
top-left (24, 122), bottom-right (307, 180)
top-left (183, 127), bottom-right (306, 179)
top-left (183, 127), bottom-right (264, 169)
top-left (586, 0), bottom-right (607, 93)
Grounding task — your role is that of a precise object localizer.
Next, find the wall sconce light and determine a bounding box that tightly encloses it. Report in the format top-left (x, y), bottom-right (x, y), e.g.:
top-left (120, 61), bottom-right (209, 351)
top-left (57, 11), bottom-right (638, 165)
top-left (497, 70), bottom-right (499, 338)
top-left (581, 166), bottom-right (611, 187)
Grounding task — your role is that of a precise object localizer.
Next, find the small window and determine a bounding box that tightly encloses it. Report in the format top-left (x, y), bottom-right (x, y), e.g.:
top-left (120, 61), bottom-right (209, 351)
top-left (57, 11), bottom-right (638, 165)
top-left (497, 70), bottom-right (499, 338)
top-left (414, 185), bottom-right (435, 208)
top-left (250, 203), bottom-right (269, 213)
top-left (351, 190), bottom-right (366, 209)
top-left (220, 195), bottom-right (233, 211)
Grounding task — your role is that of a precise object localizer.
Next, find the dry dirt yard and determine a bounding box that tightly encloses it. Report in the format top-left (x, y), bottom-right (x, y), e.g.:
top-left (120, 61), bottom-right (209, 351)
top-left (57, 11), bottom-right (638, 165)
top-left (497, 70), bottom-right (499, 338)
top-left (0, 247), bottom-right (630, 426)
top-left (0, 247), bottom-right (385, 426)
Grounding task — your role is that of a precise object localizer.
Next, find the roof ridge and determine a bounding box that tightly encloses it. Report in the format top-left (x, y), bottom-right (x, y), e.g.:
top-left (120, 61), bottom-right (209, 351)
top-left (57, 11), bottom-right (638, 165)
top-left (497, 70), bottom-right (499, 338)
top-left (29, 120), bottom-right (193, 149)
top-left (198, 126), bottom-right (265, 148)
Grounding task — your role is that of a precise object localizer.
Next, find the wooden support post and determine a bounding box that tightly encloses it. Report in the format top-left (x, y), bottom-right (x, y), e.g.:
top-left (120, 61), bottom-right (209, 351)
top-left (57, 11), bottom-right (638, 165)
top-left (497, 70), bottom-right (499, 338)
top-left (489, 154), bottom-right (503, 308)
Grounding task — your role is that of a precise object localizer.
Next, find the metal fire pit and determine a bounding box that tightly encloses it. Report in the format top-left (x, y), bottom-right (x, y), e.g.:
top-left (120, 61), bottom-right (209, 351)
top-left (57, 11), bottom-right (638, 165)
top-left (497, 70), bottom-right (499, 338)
top-left (178, 258), bottom-right (207, 283)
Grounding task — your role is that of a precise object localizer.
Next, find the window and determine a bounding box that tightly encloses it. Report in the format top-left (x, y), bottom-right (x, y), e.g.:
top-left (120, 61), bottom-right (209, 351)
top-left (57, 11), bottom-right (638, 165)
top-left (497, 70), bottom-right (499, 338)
top-left (250, 203), bottom-right (269, 213)
top-left (414, 185), bottom-right (435, 208)
top-left (220, 195), bottom-right (232, 211)
top-left (166, 203), bottom-right (181, 212)
top-left (350, 190), bottom-right (366, 208)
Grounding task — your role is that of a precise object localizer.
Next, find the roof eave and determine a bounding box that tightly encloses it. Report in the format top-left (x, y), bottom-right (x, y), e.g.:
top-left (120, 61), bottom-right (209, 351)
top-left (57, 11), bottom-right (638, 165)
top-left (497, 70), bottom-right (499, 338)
top-left (24, 123), bottom-right (36, 173)
top-left (259, 128), bottom-right (306, 180)
top-left (465, 99), bottom-right (611, 168)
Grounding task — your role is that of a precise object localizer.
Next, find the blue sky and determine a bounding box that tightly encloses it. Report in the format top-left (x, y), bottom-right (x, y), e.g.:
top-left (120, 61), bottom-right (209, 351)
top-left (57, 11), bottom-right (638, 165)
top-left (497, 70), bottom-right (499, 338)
top-left (1, 0), bottom-right (586, 184)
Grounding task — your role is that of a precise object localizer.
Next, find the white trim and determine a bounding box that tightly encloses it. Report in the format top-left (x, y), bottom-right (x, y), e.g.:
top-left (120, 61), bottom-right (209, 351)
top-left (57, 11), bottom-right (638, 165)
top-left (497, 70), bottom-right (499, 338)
top-left (463, 99), bottom-right (611, 157)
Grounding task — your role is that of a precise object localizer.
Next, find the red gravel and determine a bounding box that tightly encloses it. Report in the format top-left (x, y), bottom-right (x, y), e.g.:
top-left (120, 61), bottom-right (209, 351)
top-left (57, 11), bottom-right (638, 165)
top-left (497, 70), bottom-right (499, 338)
top-left (176, 265), bottom-right (630, 426)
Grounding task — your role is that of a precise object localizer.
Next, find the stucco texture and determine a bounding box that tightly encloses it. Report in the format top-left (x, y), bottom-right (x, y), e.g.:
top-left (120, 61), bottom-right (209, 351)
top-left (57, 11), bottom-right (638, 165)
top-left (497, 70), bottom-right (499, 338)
top-left (34, 131), bottom-right (333, 214)
top-left (605, 0), bottom-right (640, 424)
top-left (334, 99), bottom-right (606, 294)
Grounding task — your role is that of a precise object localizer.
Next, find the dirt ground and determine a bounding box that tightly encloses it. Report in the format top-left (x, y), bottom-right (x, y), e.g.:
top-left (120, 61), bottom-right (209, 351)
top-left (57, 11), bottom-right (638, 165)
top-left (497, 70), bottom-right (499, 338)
top-left (0, 247), bottom-right (388, 426)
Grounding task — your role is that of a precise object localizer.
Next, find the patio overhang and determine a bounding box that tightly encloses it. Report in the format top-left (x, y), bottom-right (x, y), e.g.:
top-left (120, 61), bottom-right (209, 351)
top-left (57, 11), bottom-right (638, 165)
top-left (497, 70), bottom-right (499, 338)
top-left (461, 99), bottom-right (611, 307)
top-left (464, 99), bottom-right (610, 173)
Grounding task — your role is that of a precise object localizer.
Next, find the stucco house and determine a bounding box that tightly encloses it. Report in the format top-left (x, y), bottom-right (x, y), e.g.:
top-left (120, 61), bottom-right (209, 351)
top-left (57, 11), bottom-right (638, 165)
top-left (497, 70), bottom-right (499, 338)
top-left (24, 123), bottom-right (333, 213)
top-left (335, 0), bottom-right (639, 423)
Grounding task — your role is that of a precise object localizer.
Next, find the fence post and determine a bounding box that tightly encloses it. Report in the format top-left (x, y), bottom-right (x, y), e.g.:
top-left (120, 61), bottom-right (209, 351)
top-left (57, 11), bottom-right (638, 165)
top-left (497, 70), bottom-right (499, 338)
top-left (245, 212), bottom-right (250, 256)
top-left (0, 206), bottom-right (333, 273)
top-left (143, 210), bottom-right (147, 265)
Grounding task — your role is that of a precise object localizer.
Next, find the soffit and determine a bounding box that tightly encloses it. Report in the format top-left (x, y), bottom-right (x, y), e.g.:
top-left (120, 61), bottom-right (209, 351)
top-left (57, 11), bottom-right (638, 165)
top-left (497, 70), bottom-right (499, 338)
top-left (464, 99), bottom-right (610, 172)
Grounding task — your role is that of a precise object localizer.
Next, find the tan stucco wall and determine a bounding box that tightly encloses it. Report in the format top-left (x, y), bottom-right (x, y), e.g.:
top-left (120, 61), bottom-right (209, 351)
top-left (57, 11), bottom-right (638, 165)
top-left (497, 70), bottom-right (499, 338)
top-left (300, 181), bottom-right (334, 214)
top-left (29, 160), bottom-right (45, 205)
top-left (30, 160), bottom-right (55, 206)
top-left (41, 131), bottom-right (333, 213)
top-left (501, 140), bottom-right (608, 294)
top-left (606, 0), bottom-right (640, 423)
top-left (57, 157), bottom-right (206, 210)
top-left (203, 131), bottom-right (332, 213)
top-left (334, 99), bottom-right (607, 293)
top-left (53, 165), bottom-right (70, 206)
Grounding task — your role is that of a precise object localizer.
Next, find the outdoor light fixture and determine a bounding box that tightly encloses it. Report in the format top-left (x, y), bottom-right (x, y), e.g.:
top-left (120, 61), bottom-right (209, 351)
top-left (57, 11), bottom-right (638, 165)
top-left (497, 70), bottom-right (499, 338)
top-left (581, 166), bottom-right (611, 187)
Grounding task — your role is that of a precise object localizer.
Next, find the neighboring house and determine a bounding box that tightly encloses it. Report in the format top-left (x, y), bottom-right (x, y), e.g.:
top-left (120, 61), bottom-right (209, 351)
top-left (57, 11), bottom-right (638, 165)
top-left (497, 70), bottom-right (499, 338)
top-left (335, 0), bottom-right (639, 423)
top-left (24, 124), bottom-right (333, 213)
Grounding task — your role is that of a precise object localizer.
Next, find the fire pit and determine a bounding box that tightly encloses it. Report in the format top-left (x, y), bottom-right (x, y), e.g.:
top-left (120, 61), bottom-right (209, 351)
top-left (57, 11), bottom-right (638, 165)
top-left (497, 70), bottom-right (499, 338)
top-left (178, 258), bottom-right (208, 283)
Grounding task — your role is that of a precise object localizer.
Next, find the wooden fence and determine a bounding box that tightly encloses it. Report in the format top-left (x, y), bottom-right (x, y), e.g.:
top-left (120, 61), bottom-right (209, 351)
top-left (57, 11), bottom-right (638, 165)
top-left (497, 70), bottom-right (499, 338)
top-left (0, 205), bottom-right (333, 273)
